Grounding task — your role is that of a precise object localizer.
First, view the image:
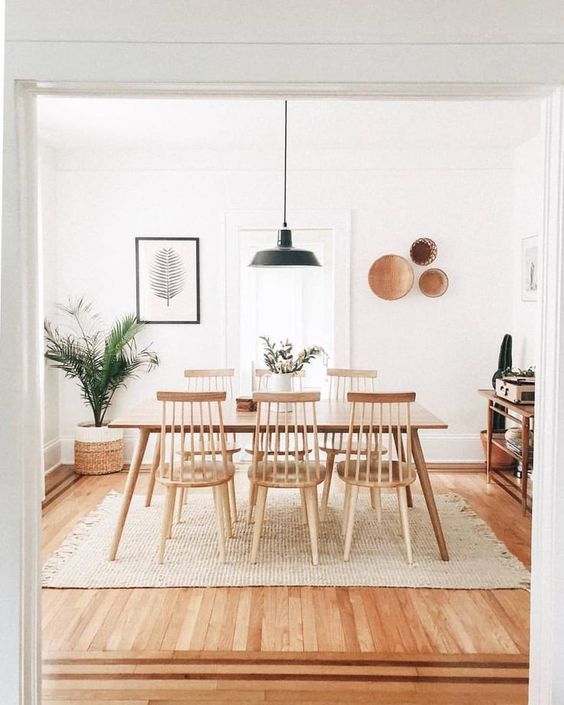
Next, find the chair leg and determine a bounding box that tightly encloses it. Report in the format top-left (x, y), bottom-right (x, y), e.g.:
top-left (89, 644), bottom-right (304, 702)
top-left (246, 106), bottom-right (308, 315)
top-left (304, 487), bottom-right (319, 565)
top-left (299, 488), bottom-right (308, 525)
top-left (343, 485), bottom-right (359, 561)
top-left (342, 484), bottom-right (352, 536)
top-left (313, 486), bottom-right (320, 534)
top-left (212, 486), bottom-right (227, 563)
top-left (167, 487), bottom-right (177, 539)
top-left (370, 487), bottom-right (382, 523)
top-left (158, 486), bottom-right (176, 564)
top-left (250, 486), bottom-right (268, 564)
top-left (222, 483), bottom-right (233, 538)
top-left (247, 482), bottom-right (257, 523)
top-left (175, 487), bottom-right (186, 524)
top-left (228, 478), bottom-right (238, 521)
top-left (406, 484), bottom-right (414, 508)
top-left (319, 451), bottom-right (336, 520)
top-left (397, 487), bottom-right (413, 565)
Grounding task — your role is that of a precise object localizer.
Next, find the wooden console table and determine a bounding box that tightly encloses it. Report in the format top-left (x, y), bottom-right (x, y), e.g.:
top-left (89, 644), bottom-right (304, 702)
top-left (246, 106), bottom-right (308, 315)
top-left (478, 389), bottom-right (534, 514)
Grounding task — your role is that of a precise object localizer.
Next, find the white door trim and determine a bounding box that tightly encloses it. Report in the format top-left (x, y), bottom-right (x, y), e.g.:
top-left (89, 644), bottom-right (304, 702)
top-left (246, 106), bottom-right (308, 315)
top-left (9, 80), bottom-right (564, 705)
top-left (528, 86), bottom-right (564, 705)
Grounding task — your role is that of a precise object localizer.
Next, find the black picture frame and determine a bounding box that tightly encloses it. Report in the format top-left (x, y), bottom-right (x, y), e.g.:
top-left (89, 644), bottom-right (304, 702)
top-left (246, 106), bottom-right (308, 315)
top-left (135, 237), bottom-right (201, 324)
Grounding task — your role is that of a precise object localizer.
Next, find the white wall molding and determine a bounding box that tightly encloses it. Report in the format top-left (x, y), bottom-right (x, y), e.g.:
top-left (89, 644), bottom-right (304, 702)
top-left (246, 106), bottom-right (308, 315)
top-left (43, 438), bottom-right (61, 474)
top-left (528, 86), bottom-right (564, 705)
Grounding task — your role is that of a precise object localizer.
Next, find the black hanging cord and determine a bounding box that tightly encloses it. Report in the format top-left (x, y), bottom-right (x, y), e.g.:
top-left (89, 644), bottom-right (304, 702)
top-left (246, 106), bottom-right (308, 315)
top-left (283, 100), bottom-right (288, 227)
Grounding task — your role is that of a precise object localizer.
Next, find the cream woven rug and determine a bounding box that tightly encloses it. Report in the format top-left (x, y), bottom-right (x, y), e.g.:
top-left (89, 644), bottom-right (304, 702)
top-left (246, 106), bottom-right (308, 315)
top-left (43, 475), bottom-right (529, 590)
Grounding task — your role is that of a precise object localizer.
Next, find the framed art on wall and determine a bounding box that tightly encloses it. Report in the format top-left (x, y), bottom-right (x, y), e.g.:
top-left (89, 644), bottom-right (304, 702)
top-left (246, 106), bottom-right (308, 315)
top-left (136, 237), bottom-right (200, 323)
top-left (522, 235), bottom-right (538, 302)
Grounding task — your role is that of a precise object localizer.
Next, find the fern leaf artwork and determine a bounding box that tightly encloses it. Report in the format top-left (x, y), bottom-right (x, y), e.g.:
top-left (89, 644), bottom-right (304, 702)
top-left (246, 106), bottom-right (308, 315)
top-left (149, 247), bottom-right (186, 307)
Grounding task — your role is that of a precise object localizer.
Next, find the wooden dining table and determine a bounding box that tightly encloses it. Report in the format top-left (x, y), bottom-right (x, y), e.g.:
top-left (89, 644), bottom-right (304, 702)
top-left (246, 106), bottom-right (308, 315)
top-left (108, 398), bottom-right (449, 561)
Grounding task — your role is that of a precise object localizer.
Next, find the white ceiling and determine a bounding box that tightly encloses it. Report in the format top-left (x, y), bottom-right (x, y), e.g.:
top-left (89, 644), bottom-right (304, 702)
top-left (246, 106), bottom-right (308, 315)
top-left (37, 97), bottom-right (543, 153)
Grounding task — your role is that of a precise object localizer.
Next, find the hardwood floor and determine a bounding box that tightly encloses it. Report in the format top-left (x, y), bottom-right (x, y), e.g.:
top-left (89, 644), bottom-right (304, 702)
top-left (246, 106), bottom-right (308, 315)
top-left (42, 467), bottom-right (531, 703)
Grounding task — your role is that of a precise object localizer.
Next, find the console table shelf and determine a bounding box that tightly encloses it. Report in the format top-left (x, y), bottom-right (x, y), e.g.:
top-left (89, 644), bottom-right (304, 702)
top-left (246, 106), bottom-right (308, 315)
top-left (478, 389), bottom-right (534, 514)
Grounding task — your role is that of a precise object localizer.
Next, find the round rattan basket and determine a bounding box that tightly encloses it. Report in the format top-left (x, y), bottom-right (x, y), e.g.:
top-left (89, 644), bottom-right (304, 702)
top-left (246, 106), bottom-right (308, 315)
top-left (74, 424), bottom-right (124, 475)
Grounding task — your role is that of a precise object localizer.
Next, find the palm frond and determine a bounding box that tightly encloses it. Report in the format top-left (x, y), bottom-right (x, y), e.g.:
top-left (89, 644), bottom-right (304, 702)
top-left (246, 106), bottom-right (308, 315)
top-left (45, 299), bottom-right (159, 426)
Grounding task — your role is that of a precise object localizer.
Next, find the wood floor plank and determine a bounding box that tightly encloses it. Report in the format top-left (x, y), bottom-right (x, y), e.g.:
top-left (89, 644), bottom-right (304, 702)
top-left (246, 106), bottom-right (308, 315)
top-left (189, 588), bottom-right (217, 650)
top-left (232, 587), bottom-right (252, 651)
top-left (172, 588), bottom-right (204, 651)
top-left (300, 587), bottom-right (318, 652)
top-left (246, 587), bottom-right (264, 651)
top-left (335, 587), bottom-right (361, 652)
top-left (159, 589), bottom-right (190, 652)
top-left (312, 588), bottom-right (345, 652)
top-left (347, 588), bottom-right (375, 652)
top-left (392, 590), bottom-right (435, 653)
top-left (288, 586), bottom-right (304, 651)
top-left (261, 588), bottom-right (290, 651)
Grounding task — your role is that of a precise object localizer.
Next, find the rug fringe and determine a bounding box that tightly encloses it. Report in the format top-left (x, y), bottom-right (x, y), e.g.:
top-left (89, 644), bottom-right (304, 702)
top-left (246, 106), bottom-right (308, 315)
top-left (42, 491), bottom-right (121, 586)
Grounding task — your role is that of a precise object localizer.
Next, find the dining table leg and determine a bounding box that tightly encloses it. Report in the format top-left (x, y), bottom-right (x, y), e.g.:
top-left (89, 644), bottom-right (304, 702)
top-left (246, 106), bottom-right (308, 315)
top-left (393, 430), bottom-right (413, 508)
top-left (109, 428), bottom-right (151, 561)
top-left (410, 429), bottom-right (449, 561)
top-left (144, 433), bottom-right (162, 507)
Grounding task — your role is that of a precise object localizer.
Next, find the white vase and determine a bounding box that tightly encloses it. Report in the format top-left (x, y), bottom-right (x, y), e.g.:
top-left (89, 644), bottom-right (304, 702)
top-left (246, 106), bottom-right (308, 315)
top-left (270, 373), bottom-right (294, 393)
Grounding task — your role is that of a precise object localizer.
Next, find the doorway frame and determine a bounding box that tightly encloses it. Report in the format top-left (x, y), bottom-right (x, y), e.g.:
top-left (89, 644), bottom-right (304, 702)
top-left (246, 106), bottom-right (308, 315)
top-left (14, 80), bottom-right (564, 705)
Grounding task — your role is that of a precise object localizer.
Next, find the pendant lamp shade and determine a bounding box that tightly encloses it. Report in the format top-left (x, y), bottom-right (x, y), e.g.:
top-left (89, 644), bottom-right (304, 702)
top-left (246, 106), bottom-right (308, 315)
top-left (249, 102), bottom-right (321, 268)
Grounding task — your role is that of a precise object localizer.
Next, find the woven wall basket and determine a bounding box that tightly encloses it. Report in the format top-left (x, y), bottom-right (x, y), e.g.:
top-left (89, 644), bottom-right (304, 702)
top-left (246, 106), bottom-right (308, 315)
top-left (74, 424), bottom-right (124, 475)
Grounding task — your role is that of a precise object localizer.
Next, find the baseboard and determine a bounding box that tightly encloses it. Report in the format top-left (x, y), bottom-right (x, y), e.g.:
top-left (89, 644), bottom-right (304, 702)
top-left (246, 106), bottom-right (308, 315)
top-left (428, 462), bottom-right (485, 473)
top-left (43, 465), bottom-right (81, 508)
top-left (43, 437), bottom-right (62, 474)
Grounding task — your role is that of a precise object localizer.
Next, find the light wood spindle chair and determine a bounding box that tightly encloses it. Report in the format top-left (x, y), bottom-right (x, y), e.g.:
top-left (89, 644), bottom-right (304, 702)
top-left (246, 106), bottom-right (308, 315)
top-left (246, 370), bottom-right (305, 521)
top-left (249, 392), bottom-right (325, 564)
top-left (144, 368), bottom-right (240, 512)
top-left (337, 392), bottom-right (417, 563)
top-left (320, 368), bottom-right (381, 519)
top-left (155, 391), bottom-right (234, 564)
top-left (175, 369), bottom-right (240, 522)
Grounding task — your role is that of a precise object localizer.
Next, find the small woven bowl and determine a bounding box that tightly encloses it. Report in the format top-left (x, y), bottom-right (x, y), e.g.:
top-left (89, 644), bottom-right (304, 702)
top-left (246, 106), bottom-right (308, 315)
top-left (410, 238), bottom-right (438, 266)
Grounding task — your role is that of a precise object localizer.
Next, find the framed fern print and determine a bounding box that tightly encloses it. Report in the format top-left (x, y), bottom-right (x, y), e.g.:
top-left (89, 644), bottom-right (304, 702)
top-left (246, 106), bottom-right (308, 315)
top-left (135, 237), bottom-right (200, 324)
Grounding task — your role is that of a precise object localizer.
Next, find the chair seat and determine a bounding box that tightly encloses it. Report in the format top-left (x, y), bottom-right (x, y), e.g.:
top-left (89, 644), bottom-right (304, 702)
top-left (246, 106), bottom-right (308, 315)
top-left (248, 462), bottom-right (326, 488)
top-left (178, 438), bottom-right (241, 457)
top-left (159, 461), bottom-right (235, 488)
top-left (320, 437), bottom-right (388, 455)
top-left (336, 459), bottom-right (415, 487)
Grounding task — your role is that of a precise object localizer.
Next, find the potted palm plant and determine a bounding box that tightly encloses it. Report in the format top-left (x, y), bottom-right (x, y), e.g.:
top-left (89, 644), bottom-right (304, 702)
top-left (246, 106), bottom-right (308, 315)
top-left (44, 298), bottom-right (159, 475)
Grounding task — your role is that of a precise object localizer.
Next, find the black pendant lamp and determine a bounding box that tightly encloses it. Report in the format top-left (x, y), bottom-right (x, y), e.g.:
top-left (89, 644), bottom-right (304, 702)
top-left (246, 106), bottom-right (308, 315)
top-left (249, 101), bottom-right (321, 268)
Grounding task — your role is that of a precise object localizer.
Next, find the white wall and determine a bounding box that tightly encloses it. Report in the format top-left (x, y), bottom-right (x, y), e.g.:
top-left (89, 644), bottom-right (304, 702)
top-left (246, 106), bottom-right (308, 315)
top-left (511, 131), bottom-right (545, 368)
top-left (39, 100), bottom-right (529, 465)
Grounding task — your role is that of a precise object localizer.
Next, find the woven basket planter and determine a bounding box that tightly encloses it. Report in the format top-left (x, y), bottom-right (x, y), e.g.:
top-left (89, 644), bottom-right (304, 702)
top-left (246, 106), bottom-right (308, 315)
top-left (74, 424), bottom-right (124, 475)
